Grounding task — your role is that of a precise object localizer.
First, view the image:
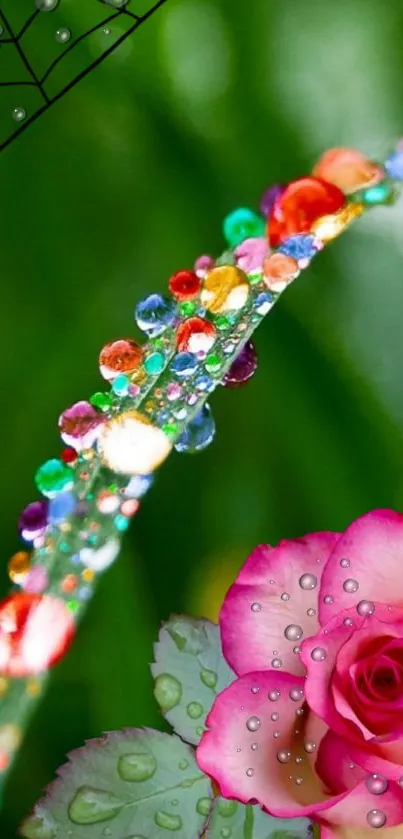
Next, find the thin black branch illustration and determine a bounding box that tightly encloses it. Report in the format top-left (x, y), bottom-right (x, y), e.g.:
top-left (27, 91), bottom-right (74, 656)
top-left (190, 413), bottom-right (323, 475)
top-left (0, 0), bottom-right (168, 153)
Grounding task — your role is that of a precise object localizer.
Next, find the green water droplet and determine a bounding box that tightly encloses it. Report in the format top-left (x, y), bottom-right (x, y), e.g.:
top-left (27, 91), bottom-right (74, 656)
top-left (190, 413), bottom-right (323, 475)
top-left (217, 800), bottom-right (238, 817)
top-left (68, 786), bottom-right (123, 824)
top-left (118, 752), bottom-right (157, 782)
top-left (196, 798), bottom-right (212, 816)
top-left (20, 816), bottom-right (56, 839)
top-left (154, 674), bottom-right (182, 711)
top-left (180, 778), bottom-right (194, 788)
top-left (196, 726), bottom-right (204, 737)
top-left (178, 758), bottom-right (189, 770)
top-left (154, 811), bottom-right (183, 831)
top-left (200, 668), bottom-right (217, 689)
top-left (166, 621), bottom-right (207, 654)
top-left (187, 701), bottom-right (204, 719)
top-left (171, 799), bottom-right (179, 806)
top-left (103, 830), bottom-right (112, 837)
top-left (220, 829), bottom-right (231, 839)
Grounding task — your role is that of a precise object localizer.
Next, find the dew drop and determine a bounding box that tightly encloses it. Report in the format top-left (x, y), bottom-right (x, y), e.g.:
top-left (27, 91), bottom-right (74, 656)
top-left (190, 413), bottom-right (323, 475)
top-left (303, 741), bottom-right (317, 753)
top-left (311, 647), bottom-right (327, 662)
top-left (251, 743), bottom-right (258, 750)
top-left (178, 758), bottom-right (188, 770)
top-left (35, 0), bottom-right (59, 9)
top-left (365, 774), bottom-right (388, 795)
top-left (295, 777), bottom-right (304, 785)
top-left (246, 768), bottom-right (254, 777)
top-left (273, 730), bottom-right (281, 738)
top-left (307, 608), bottom-right (316, 617)
top-left (217, 800), bottom-right (238, 817)
top-left (196, 798), bottom-right (211, 817)
top-left (284, 624), bottom-right (303, 642)
top-left (103, 830), bottom-right (112, 837)
top-left (196, 726), bottom-right (204, 737)
top-left (12, 107), bottom-right (26, 122)
top-left (295, 756), bottom-right (303, 764)
top-left (357, 600), bottom-right (375, 616)
top-left (187, 701), bottom-right (204, 719)
top-left (271, 658), bottom-right (282, 668)
top-left (296, 708), bottom-right (305, 716)
top-left (271, 712), bottom-right (279, 721)
top-left (103, 27), bottom-right (111, 35)
top-left (251, 602), bottom-right (261, 612)
top-left (269, 689), bottom-right (281, 701)
top-left (68, 786), bottom-right (124, 824)
top-left (220, 828), bottom-right (232, 839)
top-left (55, 27), bottom-right (71, 43)
top-left (154, 811), bottom-right (183, 831)
top-left (323, 595), bottom-right (334, 605)
top-left (200, 668), bottom-right (217, 688)
top-left (246, 715), bottom-right (261, 731)
top-left (343, 617), bottom-right (354, 627)
top-left (293, 646), bottom-right (301, 655)
top-left (251, 685), bottom-right (259, 694)
top-left (277, 749), bottom-right (291, 763)
top-left (281, 592), bottom-right (290, 601)
top-left (343, 579), bottom-right (359, 593)
top-left (289, 687), bottom-right (304, 701)
top-left (299, 574), bottom-right (317, 590)
top-left (340, 558), bottom-right (350, 568)
top-left (366, 809), bottom-right (386, 828)
top-left (117, 752), bottom-right (157, 782)
top-left (154, 675), bottom-right (182, 711)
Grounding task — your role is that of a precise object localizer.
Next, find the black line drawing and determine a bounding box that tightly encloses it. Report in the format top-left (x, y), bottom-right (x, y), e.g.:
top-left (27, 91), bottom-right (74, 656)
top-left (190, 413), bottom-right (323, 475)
top-left (0, 0), bottom-right (167, 152)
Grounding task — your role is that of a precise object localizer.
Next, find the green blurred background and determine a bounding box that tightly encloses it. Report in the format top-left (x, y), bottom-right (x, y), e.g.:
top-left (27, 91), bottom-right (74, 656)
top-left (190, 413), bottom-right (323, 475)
top-left (1, 0), bottom-right (403, 831)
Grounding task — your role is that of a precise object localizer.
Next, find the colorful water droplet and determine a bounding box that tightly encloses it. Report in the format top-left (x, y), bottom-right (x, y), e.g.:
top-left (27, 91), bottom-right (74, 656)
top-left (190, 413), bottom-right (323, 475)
top-left (98, 411), bottom-right (172, 475)
top-left (201, 266), bottom-right (250, 314)
top-left (18, 501), bottom-right (48, 542)
top-left (174, 404), bottom-right (215, 454)
top-left (268, 177), bottom-right (346, 247)
top-left (169, 270), bottom-right (201, 300)
top-left (222, 341), bottom-right (258, 388)
top-left (35, 459), bottom-right (73, 498)
top-left (0, 593), bottom-right (74, 677)
top-left (223, 208), bottom-right (265, 248)
top-left (135, 293), bottom-right (176, 337)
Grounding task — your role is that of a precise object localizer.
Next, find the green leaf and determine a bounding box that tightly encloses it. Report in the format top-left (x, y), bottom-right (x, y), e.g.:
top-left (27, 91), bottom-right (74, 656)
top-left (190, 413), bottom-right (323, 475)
top-left (151, 616), bottom-right (234, 745)
top-left (20, 729), bottom-right (212, 839)
top-left (206, 800), bottom-right (315, 839)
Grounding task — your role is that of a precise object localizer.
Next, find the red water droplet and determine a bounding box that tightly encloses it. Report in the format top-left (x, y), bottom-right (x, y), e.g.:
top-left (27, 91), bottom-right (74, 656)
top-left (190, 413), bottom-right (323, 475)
top-left (99, 338), bottom-right (143, 381)
top-left (176, 317), bottom-right (216, 354)
top-left (169, 270), bottom-right (201, 300)
top-left (0, 593), bottom-right (75, 677)
top-left (268, 177), bottom-right (346, 247)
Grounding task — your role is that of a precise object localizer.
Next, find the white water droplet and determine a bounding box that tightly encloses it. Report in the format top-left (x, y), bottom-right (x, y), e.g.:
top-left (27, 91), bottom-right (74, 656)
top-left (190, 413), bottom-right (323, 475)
top-left (343, 579), bottom-right (359, 593)
top-left (357, 600), bottom-right (375, 616)
top-left (271, 712), bottom-right (279, 721)
top-left (307, 608), bottom-right (316, 616)
top-left (273, 730), bottom-right (280, 738)
top-left (289, 687), bottom-right (304, 701)
top-left (277, 749), bottom-right (291, 763)
top-left (271, 658), bottom-right (282, 669)
top-left (246, 716), bottom-right (260, 732)
top-left (268, 689), bottom-right (281, 701)
top-left (299, 573), bottom-right (317, 590)
top-left (304, 741), bottom-right (317, 753)
top-left (323, 595), bottom-right (334, 605)
top-left (340, 558), bottom-right (350, 568)
top-left (284, 624), bottom-right (303, 642)
top-left (365, 774), bottom-right (388, 795)
top-left (251, 602), bottom-right (261, 612)
top-left (311, 647), bottom-right (327, 662)
top-left (281, 592), bottom-right (290, 601)
top-left (366, 809), bottom-right (386, 828)
top-left (246, 768), bottom-right (254, 777)
top-left (55, 27), bottom-right (71, 43)
top-left (343, 617), bottom-right (354, 627)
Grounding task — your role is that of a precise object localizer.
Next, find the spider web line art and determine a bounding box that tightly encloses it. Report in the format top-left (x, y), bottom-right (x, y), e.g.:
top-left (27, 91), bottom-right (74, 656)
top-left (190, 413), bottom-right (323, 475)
top-left (0, 0), bottom-right (168, 152)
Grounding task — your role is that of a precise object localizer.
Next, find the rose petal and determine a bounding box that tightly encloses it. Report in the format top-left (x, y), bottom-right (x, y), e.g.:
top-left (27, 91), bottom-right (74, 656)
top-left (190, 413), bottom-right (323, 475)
top-left (220, 533), bottom-right (340, 677)
top-left (319, 510), bottom-right (403, 626)
top-left (320, 826), bottom-right (403, 839)
top-left (197, 670), bottom-right (331, 818)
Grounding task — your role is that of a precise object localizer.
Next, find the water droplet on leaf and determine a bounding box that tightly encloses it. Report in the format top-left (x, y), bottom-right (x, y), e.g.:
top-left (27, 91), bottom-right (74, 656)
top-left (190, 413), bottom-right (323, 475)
top-left (154, 674), bottom-right (182, 711)
top-left (68, 786), bottom-right (123, 824)
top-left (117, 752), bottom-right (157, 782)
top-left (55, 27), bottom-right (71, 43)
top-left (154, 811), bottom-right (183, 831)
top-left (187, 701), bottom-right (204, 719)
top-left (200, 668), bottom-right (217, 688)
top-left (196, 798), bottom-right (212, 816)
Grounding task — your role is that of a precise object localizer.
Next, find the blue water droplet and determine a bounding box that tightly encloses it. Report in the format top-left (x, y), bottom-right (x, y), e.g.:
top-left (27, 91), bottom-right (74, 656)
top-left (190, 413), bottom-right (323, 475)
top-left (174, 404), bottom-right (215, 453)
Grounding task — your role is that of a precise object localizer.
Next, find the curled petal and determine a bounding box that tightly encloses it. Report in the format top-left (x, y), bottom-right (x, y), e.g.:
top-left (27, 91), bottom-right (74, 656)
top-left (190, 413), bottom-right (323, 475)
top-left (319, 510), bottom-right (403, 626)
top-left (220, 533), bottom-right (340, 677)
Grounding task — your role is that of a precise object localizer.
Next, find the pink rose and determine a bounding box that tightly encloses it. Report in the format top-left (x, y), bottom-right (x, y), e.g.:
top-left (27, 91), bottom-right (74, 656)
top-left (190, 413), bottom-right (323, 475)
top-left (197, 510), bottom-right (403, 838)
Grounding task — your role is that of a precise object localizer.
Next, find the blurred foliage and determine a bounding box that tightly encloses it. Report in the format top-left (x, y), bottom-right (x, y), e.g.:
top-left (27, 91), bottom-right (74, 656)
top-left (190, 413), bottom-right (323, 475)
top-left (1, 0), bottom-right (403, 832)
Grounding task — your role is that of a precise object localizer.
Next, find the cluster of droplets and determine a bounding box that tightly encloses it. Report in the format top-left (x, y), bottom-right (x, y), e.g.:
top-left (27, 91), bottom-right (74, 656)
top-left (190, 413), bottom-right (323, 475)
top-left (1, 142), bottom-right (403, 783)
